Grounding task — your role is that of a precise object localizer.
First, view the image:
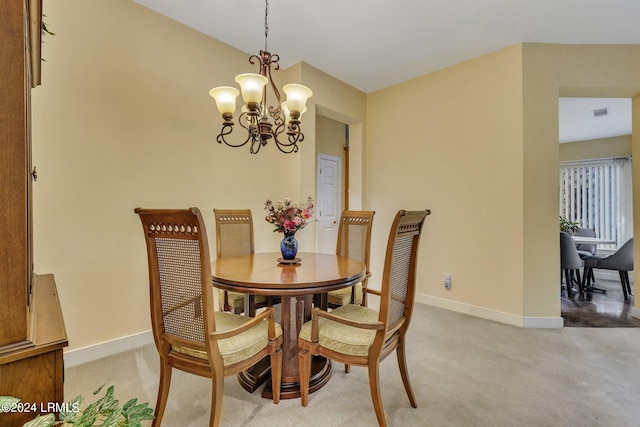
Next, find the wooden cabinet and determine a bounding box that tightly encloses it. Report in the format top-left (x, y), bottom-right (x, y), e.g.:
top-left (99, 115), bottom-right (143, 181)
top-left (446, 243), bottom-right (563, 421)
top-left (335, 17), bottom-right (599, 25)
top-left (0, 275), bottom-right (67, 426)
top-left (0, 1), bottom-right (68, 426)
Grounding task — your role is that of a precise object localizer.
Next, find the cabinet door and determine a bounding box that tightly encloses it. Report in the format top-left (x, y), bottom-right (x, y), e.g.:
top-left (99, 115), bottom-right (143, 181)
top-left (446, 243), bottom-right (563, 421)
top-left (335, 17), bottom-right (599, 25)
top-left (0, 0), bottom-right (31, 350)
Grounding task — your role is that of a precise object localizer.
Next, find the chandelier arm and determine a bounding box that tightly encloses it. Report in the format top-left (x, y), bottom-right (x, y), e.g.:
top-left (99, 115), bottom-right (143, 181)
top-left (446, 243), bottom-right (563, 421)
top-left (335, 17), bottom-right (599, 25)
top-left (268, 105), bottom-right (284, 127)
top-left (266, 53), bottom-right (281, 104)
top-left (250, 138), bottom-right (263, 154)
top-left (216, 115), bottom-right (253, 148)
top-left (270, 123), bottom-right (302, 153)
top-left (288, 125), bottom-right (304, 145)
top-left (272, 134), bottom-right (299, 153)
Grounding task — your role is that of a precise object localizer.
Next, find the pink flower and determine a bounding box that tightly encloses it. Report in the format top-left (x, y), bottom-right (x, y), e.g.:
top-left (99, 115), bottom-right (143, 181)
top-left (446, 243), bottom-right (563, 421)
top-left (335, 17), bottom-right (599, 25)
top-left (264, 196), bottom-right (314, 233)
top-left (284, 220), bottom-right (296, 231)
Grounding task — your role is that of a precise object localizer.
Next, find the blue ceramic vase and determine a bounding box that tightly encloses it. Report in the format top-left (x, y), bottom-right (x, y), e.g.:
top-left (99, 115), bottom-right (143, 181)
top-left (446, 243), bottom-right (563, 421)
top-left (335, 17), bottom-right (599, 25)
top-left (280, 231), bottom-right (298, 260)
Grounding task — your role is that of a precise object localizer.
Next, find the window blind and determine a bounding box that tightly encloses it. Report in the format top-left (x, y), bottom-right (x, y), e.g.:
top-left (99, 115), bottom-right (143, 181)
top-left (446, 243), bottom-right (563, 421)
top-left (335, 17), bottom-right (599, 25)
top-left (559, 159), bottom-right (628, 248)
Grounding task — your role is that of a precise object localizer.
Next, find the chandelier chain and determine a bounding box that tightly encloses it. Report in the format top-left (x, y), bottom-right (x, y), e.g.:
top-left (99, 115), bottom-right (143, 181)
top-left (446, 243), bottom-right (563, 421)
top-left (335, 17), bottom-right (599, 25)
top-left (264, 0), bottom-right (269, 52)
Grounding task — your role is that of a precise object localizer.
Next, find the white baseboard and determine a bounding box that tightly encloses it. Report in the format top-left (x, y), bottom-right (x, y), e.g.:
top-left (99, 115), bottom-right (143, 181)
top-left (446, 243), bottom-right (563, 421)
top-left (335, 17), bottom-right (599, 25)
top-left (64, 289), bottom-right (575, 368)
top-left (632, 307), bottom-right (640, 320)
top-left (64, 330), bottom-right (154, 368)
top-left (416, 293), bottom-right (564, 329)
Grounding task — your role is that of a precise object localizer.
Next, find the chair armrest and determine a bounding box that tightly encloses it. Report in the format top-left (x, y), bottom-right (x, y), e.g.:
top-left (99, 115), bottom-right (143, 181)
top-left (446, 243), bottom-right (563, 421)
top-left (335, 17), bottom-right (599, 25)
top-left (312, 307), bottom-right (384, 331)
top-left (210, 307), bottom-right (277, 341)
top-left (365, 288), bottom-right (381, 297)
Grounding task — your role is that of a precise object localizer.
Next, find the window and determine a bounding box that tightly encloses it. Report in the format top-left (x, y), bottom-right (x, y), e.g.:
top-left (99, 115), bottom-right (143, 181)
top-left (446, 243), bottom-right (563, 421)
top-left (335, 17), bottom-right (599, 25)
top-left (559, 158), bottom-right (632, 249)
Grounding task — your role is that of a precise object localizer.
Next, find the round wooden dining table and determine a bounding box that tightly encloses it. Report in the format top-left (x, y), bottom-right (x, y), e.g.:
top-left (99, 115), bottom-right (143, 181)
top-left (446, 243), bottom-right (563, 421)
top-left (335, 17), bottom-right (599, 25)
top-left (211, 252), bottom-right (366, 399)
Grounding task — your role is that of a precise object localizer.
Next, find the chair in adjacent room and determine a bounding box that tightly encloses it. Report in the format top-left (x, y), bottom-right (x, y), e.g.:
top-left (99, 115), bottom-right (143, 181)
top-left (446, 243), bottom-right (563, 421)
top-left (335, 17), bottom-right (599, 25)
top-left (298, 209), bottom-right (430, 427)
top-left (574, 227), bottom-right (597, 258)
top-left (135, 207), bottom-right (282, 427)
top-left (213, 209), bottom-right (268, 315)
top-left (572, 227), bottom-right (606, 293)
top-left (583, 238), bottom-right (634, 301)
top-left (326, 210), bottom-right (375, 308)
top-left (560, 231), bottom-right (584, 298)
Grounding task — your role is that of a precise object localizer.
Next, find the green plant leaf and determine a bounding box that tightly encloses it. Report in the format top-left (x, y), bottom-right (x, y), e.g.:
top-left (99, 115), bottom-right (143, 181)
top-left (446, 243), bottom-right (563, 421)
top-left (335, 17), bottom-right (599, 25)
top-left (98, 408), bottom-right (123, 427)
top-left (7, 383), bottom-right (153, 427)
top-left (58, 395), bottom-right (82, 422)
top-left (121, 399), bottom-right (155, 425)
top-left (22, 413), bottom-right (56, 427)
top-left (92, 383), bottom-right (107, 396)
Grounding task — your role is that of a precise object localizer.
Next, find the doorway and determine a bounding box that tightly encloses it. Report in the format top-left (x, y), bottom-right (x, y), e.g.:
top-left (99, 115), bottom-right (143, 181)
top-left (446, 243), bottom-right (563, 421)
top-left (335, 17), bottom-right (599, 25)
top-left (558, 96), bottom-right (636, 326)
top-left (315, 115), bottom-right (348, 253)
top-left (316, 154), bottom-right (342, 253)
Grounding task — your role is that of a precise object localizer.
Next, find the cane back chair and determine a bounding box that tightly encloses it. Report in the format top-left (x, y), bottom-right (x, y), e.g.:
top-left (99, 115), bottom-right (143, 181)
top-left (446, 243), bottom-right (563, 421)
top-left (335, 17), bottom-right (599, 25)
top-left (135, 207), bottom-right (282, 427)
top-left (213, 209), bottom-right (268, 315)
top-left (298, 209), bottom-right (430, 426)
top-left (327, 210), bottom-right (375, 308)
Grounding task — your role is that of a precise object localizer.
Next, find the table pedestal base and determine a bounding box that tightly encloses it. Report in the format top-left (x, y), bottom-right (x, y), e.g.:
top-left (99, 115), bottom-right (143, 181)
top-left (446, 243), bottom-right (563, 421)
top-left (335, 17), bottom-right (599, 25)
top-left (238, 356), bottom-right (331, 400)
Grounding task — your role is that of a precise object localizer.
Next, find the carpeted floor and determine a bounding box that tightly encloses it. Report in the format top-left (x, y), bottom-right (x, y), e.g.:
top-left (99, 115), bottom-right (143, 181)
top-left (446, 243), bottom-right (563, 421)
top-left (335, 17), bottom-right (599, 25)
top-left (65, 303), bottom-right (640, 427)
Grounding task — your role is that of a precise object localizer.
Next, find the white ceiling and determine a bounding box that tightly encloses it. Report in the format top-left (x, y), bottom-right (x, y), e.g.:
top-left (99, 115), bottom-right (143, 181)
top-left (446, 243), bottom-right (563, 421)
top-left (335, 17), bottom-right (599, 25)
top-left (132, 0), bottom-right (638, 141)
top-left (559, 98), bottom-right (632, 143)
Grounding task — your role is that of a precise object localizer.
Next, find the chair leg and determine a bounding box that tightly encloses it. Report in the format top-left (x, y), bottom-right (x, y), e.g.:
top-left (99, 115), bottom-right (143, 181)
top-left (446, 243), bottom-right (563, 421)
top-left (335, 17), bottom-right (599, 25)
top-left (619, 271), bottom-right (630, 301)
top-left (368, 362), bottom-right (387, 427)
top-left (152, 360), bottom-right (172, 427)
top-left (564, 269), bottom-right (574, 298)
top-left (583, 267), bottom-right (607, 294)
top-left (270, 346), bottom-right (282, 404)
top-left (574, 269), bottom-right (583, 292)
top-left (209, 376), bottom-right (224, 427)
top-left (623, 271), bottom-right (634, 296)
top-left (298, 348), bottom-right (310, 407)
top-left (396, 336), bottom-right (417, 408)
top-left (344, 364), bottom-right (351, 373)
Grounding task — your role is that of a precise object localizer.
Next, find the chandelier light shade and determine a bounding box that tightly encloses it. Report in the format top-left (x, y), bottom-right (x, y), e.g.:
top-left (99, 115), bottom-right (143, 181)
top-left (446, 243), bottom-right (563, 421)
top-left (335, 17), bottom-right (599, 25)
top-left (209, 86), bottom-right (239, 116)
top-left (209, 0), bottom-right (312, 154)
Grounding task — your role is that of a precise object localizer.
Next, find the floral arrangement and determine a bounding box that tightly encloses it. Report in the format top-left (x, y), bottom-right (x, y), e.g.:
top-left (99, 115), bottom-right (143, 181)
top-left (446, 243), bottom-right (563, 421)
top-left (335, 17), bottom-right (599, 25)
top-left (264, 196), bottom-right (315, 234)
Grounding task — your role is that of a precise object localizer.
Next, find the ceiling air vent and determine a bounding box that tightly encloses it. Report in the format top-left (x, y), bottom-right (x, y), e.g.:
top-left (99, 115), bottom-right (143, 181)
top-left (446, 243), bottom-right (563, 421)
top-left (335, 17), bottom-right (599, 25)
top-left (593, 107), bottom-right (608, 117)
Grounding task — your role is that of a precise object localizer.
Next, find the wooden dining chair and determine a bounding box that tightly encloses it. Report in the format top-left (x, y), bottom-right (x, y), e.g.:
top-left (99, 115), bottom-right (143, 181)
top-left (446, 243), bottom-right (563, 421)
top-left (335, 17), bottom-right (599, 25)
top-left (135, 207), bottom-right (282, 427)
top-left (213, 209), bottom-right (268, 315)
top-left (327, 210), bottom-right (375, 308)
top-left (298, 209), bottom-right (430, 427)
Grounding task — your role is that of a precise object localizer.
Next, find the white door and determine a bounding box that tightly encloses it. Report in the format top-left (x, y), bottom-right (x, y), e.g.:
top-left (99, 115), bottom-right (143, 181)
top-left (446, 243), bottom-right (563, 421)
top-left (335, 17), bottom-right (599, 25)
top-left (316, 154), bottom-right (342, 253)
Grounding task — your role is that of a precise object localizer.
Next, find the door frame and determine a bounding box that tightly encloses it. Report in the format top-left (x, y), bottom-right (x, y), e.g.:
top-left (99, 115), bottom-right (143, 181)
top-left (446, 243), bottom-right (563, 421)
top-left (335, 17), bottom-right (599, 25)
top-left (316, 153), bottom-right (343, 253)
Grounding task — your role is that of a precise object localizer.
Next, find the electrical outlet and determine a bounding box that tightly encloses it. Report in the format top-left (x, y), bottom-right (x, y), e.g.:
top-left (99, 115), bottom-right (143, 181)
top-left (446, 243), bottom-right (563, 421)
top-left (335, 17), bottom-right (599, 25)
top-left (444, 274), bottom-right (452, 290)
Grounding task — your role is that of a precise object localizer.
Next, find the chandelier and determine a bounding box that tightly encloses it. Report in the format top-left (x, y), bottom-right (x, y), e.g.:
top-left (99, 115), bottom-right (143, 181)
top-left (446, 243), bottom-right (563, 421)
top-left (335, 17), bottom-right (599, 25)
top-left (209, 0), bottom-right (313, 154)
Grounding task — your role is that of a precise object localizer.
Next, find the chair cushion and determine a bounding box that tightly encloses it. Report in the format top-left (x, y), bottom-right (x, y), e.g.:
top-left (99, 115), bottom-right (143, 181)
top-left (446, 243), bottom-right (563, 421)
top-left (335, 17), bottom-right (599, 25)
top-left (173, 311), bottom-right (282, 366)
top-left (299, 304), bottom-right (379, 357)
top-left (577, 250), bottom-right (594, 259)
top-left (582, 255), bottom-right (601, 268)
top-left (218, 289), bottom-right (267, 311)
top-left (327, 284), bottom-right (363, 306)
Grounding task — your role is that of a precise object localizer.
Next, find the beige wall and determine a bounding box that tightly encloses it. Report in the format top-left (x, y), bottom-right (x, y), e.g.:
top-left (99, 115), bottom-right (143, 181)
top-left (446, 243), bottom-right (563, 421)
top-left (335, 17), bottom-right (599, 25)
top-left (559, 135), bottom-right (631, 162)
top-left (30, 0), bottom-right (365, 352)
top-left (316, 115), bottom-right (346, 160)
top-left (366, 45), bottom-right (526, 319)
